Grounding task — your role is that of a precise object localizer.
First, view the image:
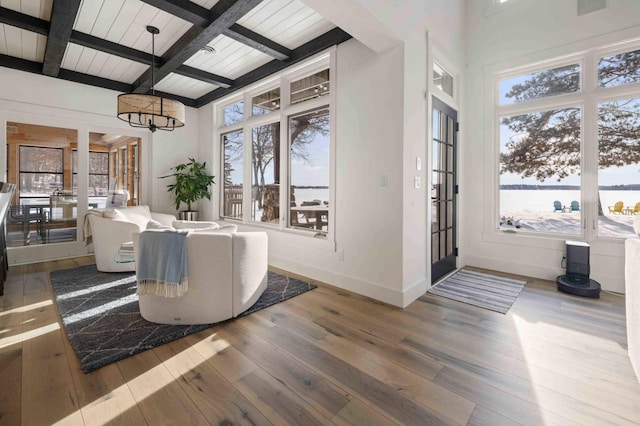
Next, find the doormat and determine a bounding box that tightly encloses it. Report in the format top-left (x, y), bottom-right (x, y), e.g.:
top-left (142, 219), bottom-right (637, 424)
top-left (428, 269), bottom-right (526, 314)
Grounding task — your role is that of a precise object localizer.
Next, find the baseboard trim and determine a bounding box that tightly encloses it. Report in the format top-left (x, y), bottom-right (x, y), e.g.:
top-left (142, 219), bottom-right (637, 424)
top-left (269, 255), bottom-right (410, 307)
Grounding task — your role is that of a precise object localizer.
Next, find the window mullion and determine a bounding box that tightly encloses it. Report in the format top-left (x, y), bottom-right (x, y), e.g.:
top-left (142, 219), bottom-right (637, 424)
top-left (583, 51), bottom-right (599, 241)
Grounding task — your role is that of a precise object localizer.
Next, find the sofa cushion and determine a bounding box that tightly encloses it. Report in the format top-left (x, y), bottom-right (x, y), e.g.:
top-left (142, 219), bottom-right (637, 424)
top-left (147, 219), bottom-right (173, 230)
top-left (117, 205), bottom-right (152, 230)
top-left (193, 224), bottom-right (238, 234)
top-left (173, 220), bottom-right (220, 230)
top-left (103, 208), bottom-right (125, 220)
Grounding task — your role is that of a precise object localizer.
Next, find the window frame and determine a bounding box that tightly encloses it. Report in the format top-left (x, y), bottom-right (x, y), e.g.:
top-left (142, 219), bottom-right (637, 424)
top-left (490, 39), bottom-right (640, 246)
top-left (215, 50), bottom-right (336, 245)
top-left (18, 145), bottom-right (64, 202)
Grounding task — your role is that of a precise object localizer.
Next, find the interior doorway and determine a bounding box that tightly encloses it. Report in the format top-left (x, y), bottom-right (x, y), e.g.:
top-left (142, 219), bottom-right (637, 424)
top-left (431, 97), bottom-right (458, 283)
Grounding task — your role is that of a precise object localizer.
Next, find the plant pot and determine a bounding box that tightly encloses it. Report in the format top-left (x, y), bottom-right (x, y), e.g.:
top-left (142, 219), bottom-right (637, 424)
top-left (179, 211), bottom-right (199, 221)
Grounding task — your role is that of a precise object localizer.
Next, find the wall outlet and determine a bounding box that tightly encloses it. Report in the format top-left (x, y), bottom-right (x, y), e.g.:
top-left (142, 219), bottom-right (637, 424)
top-left (414, 176), bottom-right (421, 188)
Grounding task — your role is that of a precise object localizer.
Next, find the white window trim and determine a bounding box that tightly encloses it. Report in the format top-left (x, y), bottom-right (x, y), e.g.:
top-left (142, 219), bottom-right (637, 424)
top-left (215, 48), bottom-right (336, 247)
top-left (486, 37), bottom-right (640, 250)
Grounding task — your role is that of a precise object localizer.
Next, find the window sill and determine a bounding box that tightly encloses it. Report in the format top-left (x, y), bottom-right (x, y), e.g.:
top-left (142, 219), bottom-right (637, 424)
top-left (219, 219), bottom-right (336, 252)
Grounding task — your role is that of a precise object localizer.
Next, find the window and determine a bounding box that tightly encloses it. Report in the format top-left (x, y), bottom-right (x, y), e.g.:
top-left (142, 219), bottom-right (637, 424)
top-left (433, 63), bottom-right (454, 97)
top-left (72, 150), bottom-right (109, 196)
top-left (597, 97), bottom-right (640, 236)
top-left (252, 88), bottom-right (280, 116)
top-left (290, 69), bottom-right (330, 105)
top-left (289, 108), bottom-right (330, 231)
top-left (499, 64), bottom-right (580, 105)
top-left (218, 58), bottom-right (333, 237)
top-left (598, 48), bottom-right (640, 87)
top-left (496, 43), bottom-right (640, 240)
top-left (222, 130), bottom-right (243, 220)
top-left (251, 123), bottom-right (279, 224)
top-left (223, 101), bottom-right (243, 125)
top-left (19, 146), bottom-right (64, 200)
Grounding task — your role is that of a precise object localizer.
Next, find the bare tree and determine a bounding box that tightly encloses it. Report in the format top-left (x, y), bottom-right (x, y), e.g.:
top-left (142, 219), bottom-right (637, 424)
top-left (222, 104), bottom-right (329, 208)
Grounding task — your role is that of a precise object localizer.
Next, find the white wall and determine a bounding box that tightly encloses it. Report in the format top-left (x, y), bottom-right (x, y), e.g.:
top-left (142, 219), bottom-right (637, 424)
top-left (218, 0), bottom-right (465, 306)
top-left (0, 0), bottom-right (468, 306)
top-left (463, 0), bottom-right (640, 292)
top-left (0, 67), bottom-right (198, 264)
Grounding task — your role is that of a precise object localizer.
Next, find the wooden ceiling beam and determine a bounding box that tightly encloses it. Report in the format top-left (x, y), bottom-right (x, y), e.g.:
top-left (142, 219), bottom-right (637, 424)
top-left (175, 65), bottom-right (233, 89)
top-left (70, 31), bottom-right (154, 64)
top-left (140, 0), bottom-right (289, 60)
top-left (223, 24), bottom-right (291, 61)
top-left (132, 0), bottom-right (264, 94)
top-left (0, 7), bottom-right (49, 35)
top-left (196, 27), bottom-right (351, 107)
top-left (42, 0), bottom-right (82, 77)
top-left (139, 0), bottom-right (210, 27)
top-left (70, 31), bottom-right (235, 89)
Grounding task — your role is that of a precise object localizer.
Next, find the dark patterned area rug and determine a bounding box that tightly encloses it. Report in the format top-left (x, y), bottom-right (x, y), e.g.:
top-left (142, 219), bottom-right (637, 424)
top-left (50, 264), bottom-right (316, 373)
top-left (428, 269), bottom-right (526, 314)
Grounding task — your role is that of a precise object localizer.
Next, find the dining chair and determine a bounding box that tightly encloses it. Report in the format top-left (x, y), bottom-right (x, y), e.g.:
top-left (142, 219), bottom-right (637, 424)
top-left (8, 204), bottom-right (47, 243)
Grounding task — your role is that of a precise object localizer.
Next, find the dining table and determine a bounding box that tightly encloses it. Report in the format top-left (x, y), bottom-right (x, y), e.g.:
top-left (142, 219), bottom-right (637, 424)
top-left (290, 204), bottom-right (329, 230)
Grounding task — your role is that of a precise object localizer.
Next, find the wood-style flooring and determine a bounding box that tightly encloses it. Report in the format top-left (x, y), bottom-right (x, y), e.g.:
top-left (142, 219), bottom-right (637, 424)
top-left (1, 256), bottom-right (639, 425)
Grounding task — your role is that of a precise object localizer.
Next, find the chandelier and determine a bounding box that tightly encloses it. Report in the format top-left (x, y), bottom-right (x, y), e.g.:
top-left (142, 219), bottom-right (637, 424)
top-left (117, 26), bottom-right (185, 132)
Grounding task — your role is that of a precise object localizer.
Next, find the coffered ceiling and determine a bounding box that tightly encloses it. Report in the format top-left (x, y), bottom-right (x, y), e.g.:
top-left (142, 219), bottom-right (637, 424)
top-left (0, 0), bottom-right (351, 108)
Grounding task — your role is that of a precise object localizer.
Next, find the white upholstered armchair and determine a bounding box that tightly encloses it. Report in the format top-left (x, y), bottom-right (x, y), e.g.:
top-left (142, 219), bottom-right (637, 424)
top-left (132, 229), bottom-right (268, 325)
top-left (86, 205), bottom-right (176, 272)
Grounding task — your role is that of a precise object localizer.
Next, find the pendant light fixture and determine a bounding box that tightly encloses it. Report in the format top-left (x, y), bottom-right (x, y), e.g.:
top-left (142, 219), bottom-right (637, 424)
top-left (117, 26), bottom-right (185, 132)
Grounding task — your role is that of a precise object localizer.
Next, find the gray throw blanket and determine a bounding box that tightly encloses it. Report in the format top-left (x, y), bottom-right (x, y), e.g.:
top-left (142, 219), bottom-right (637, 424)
top-left (136, 229), bottom-right (190, 297)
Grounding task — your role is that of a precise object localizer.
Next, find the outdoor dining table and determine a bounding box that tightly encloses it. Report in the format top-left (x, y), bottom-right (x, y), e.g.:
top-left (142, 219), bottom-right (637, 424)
top-left (290, 204), bottom-right (328, 230)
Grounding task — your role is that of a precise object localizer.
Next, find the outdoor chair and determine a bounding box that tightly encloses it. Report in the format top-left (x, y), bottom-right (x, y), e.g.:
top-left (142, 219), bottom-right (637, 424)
top-left (633, 202), bottom-right (640, 215)
top-left (8, 204), bottom-right (47, 243)
top-left (609, 201), bottom-right (624, 214)
top-left (553, 200), bottom-right (563, 212)
top-left (570, 200), bottom-right (580, 212)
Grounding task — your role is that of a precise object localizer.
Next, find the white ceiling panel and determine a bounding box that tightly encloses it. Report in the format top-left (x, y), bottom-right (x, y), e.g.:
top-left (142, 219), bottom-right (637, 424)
top-left (0, 24), bottom-right (47, 62)
top-left (0, 0), bottom-right (52, 20)
top-left (74, 0), bottom-right (192, 56)
top-left (237, 0), bottom-right (334, 49)
top-left (188, 0), bottom-right (219, 8)
top-left (154, 73), bottom-right (219, 99)
top-left (184, 34), bottom-right (272, 79)
top-left (0, 0), bottom-right (348, 104)
top-left (62, 43), bottom-right (147, 84)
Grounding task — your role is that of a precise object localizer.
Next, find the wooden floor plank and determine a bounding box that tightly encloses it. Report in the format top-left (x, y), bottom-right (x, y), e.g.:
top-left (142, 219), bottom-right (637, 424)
top-left (20, 272), bottom-right (84, 425)
top-left (115, 349), bottom-right (210, 425)
top-left (152, 337), bottom-right (271, 425)
top-left (62, 337), bottom-right (147, 426)
top-left (0, 274), bottom-right (23, 426)
top-left (3, 258), bottom-right (639, 425)
top-left (218, 321), bottom-right (352, 419)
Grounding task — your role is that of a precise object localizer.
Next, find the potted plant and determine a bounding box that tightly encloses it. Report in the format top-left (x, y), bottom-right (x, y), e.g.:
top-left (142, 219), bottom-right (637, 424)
top-left (160, 157), bottom-right (215, 220)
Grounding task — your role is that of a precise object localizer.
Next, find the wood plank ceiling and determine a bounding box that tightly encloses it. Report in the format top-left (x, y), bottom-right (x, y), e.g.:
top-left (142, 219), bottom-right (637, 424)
top-left (0, 0), bottom-right (351, 108)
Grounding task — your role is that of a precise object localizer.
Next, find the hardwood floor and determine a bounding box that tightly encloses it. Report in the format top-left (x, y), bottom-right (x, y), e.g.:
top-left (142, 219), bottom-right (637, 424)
top-left (1, 257), bottom-right (639, 425)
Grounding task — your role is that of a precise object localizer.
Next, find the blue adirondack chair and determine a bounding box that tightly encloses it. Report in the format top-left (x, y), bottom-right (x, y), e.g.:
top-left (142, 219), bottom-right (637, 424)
top-left (553, 200), bottom-right (563, 212)
top-left (570, 200), bottom-right (580, 211)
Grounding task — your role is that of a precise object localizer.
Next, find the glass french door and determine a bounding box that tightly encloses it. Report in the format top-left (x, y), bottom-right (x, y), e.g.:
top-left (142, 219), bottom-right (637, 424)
top-left (431, 97), bottom-right (458, 283)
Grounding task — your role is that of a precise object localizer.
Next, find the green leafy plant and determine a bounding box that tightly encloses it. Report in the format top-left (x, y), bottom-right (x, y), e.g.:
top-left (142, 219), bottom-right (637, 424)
top-left (160, 158), bottom-right (215, 211)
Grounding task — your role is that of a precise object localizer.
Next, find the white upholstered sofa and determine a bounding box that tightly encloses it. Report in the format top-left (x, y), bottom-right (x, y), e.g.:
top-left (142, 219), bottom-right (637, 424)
top-left (132, 229), bottom-right (268, 325)
top-left (85, 205), bottom-right (176, 272)
top-left (625, 214), bottom-right (640, 381)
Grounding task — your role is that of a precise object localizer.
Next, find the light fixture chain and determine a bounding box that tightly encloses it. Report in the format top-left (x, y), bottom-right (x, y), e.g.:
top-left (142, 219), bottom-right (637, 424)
top-left (151, 29), bottom-right (155, 95)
